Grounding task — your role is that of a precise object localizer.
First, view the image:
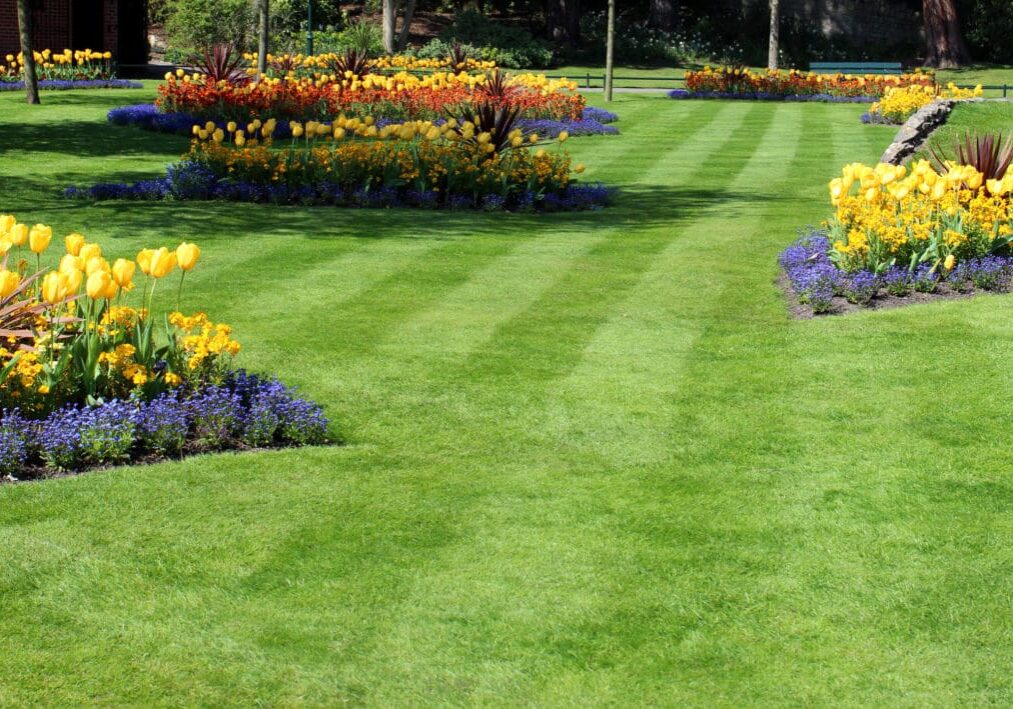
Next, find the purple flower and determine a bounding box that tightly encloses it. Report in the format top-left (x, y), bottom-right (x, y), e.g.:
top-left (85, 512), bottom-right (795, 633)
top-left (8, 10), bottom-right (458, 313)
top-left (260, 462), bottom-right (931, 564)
top-left (842, 270), bottom-right (879, 305)
top-left (136, 391), bottom-right (189, 455)
top-left (0, 79), bottom-right (142, 91)
top-left (0, 410), bottom-right (29, 477)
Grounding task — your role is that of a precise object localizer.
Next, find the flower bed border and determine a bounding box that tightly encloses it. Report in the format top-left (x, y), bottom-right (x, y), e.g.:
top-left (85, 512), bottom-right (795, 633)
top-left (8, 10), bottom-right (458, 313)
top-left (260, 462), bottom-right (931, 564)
top-left (668, 89), bottom-right (875, 103)
top-left (107, 103), bottom-right (619, 139)
top-left (0, 79), bottom-right (142, 91)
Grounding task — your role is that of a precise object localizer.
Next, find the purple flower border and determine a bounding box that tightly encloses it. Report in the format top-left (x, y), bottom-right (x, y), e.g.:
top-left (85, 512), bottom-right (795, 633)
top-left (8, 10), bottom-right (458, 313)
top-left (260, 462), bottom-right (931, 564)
top-left (780, 227), bottom-right (1013, 315)
top-left (669, 88), bottom-right (876, 103)
top-left (107, 103), bottom-right (620, 139)
top-left (0, 79), bottom-right (143, 91)
top-left (0, 369), bottom-right (330, 483)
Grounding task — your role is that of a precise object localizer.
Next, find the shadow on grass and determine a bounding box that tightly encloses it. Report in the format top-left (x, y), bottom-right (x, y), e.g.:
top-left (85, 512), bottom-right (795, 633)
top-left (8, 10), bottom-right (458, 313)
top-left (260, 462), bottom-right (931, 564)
top-left (0, 120), bottom-right (186, 158)
top-left (53, 186), bottom-right (778, 240)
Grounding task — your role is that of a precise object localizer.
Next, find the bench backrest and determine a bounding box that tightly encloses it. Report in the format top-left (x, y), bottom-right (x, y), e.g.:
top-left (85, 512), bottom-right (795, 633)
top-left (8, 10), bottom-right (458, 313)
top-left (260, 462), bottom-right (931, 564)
top-left (809, 62), bottom-right (904, 75)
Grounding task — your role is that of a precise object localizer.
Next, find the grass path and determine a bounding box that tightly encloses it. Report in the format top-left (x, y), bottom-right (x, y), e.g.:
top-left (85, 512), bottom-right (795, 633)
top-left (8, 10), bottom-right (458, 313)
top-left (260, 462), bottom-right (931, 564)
top-left (1, 89), bottom-right (1012, 705)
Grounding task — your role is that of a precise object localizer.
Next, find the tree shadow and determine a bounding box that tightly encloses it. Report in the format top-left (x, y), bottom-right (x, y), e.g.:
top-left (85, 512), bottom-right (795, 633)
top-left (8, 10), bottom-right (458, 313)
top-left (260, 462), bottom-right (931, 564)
top-left (0, 120), bottom-right (187, 158)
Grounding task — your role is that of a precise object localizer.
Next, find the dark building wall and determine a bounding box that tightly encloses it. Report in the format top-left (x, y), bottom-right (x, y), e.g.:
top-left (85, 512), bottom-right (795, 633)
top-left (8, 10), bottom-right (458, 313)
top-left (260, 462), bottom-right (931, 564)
top-left (0, 0), bottom-right (147, 63)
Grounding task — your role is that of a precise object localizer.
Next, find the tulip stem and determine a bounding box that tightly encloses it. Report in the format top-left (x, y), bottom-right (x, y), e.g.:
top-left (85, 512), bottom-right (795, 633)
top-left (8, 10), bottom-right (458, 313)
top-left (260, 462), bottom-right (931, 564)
top-left (176, 272), bottom-right (185, 312)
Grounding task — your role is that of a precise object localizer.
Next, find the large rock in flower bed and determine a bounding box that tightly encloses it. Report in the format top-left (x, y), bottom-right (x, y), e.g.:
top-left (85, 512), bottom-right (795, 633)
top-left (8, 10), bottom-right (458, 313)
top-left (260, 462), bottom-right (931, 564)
top-left (880, 99), bottom-right (985, 165)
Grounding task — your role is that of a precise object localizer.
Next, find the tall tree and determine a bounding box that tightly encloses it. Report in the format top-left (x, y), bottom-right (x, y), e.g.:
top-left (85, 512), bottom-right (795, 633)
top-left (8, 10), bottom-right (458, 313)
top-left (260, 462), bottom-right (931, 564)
top-left (648, 0), bottom-right (676, 31)
top-left (16, 0), bottom-right (39, 104)
top-left (923, 0), bottom-right (970, 67)
top-left (382, 0), bottom-right (417, 54)
top-left (604, 0), bottom-right (615, 102)
top-left (767, 0), bottom-right (780, 70)
top-left (256, 0), bottom-right (269, 77)
top-left (546, 0), bottom-right (580, 47)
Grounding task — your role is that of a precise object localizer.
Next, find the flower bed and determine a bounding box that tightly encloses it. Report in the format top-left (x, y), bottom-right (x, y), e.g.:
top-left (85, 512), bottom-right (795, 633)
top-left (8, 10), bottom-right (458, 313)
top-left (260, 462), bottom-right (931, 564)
top-left (244, 52), bottom-right (499, 79)
top-left (0, 48), bottom-right (137, 89)
top-left (0, 215), bottom-right (329, 482)
top-left (860, 83), bottom-right (982, 125)
top-left (676, 66), bottom-right (934, 100)
top-left (781, 161), bottom-right (1013, 315)
top-left (109, 103), bottom-right (618, 138)
top-left (72, 113), bottom-right (613, 212)
top-left (669, 89), bottom-right (874, 103)
top-left (156, 68), bottom-right (585, 124)
top-left (0, 79), bottom-right (142, 91)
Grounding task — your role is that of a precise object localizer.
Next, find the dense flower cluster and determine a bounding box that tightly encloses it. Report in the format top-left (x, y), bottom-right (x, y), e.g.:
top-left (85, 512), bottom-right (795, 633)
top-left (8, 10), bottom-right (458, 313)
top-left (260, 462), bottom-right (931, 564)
top-left (74, 115), bottom-right (613, 211)
top-left (0, 48), bottom-right (116, 82)
top-left (669, 88), bottom-right (874, 103)
top-left (781, 160), bottom-right (1013, 314)
top-left (863, 83), bottom-right (982, 124)
top-left (781, 229), bottom-right (1013, 314)
top-left (244, 52), bottom-right (498, 79)
top-left (0, 79), bottom-right (141, 91)
top-left (827, 161), bottom-right (1013, 273)
top-left (156, 68), bottom-right (584, 123)
top-left (0, 216), bottom-right (330, 481)
top-left (682, 66), bottom-right (934, 99)
top-left (109, 102), bottom-right (618, 139)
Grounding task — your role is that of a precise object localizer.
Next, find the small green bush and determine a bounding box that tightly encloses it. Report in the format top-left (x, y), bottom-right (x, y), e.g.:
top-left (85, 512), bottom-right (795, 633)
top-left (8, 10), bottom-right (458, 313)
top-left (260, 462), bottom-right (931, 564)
top-left (164, 0), bottom-right (253, 55)
top-left (437, 11), bottom-right (553, 69)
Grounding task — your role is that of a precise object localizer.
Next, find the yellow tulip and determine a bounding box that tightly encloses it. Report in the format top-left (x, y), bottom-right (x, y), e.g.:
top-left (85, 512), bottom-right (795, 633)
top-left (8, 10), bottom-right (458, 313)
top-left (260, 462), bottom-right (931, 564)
top-left (86, 270), bottom-right (113, 300)
top-left (0, 270), bottom-right (20, 299)
top-left (149, 247), bottom-right (177, 278)
top-left (558, 130), bottom-right (569, 142)
top-left (41, 271), bottom-right (68, 304)
top-left (0, 214), bottom-right (14, 234)
top-left (62, 267), bottom-right (83, 294)
top-left (85, 256), bottom-right (109, 275)
top-left (176, 242), bottom-right (200, 271)
top-left (136, 248), bottom-right (154, 275)
top-left (944, 254), bottom-right (956, 271)
top-left (226, 121), bottom-right (237, 133)
top-left (78, 243), bottom-right (102, 261)
top-left (112, 258), bottom-right (135, 288)
top-left (8, 223), bottom-right (27, 246)
top-left (28, 224), bottom-right (52, 254)
top-left (59, 254), bottom-right (82, 273)
top-left (65, 232), bottom-right (86, 256)
top-left (0, 236), bottom-right (11, 254)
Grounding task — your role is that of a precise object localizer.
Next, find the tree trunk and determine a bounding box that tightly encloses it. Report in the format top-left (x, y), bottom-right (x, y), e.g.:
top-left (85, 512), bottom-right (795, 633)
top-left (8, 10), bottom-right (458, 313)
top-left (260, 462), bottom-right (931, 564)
top-left (16, 0), bottom-right (39, 105)
top-left (257, 0), bottom-right (269, 77)
top-left (382, 0), bottom-right (397, 54)
top-left (396, 0), bottom-right (417, 51)
top-left (767, 0), bottom-right (780, 70)
top-left (547, 0), bottom-right (580, 47)
top-left (648, 0), bottom-right (676, 31)
top-left (923, 0), bottom-right (970, 68)
top-left (604, 0), bottom-right (614, 102)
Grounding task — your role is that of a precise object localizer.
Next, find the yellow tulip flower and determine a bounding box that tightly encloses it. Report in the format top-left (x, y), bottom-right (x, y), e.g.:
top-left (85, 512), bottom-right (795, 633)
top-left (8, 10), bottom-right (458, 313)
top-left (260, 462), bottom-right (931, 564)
top-left (59, 254), bottom-right (82, 273)
top-left (41, 271), bottom-right (69, 304)
top-left (65, 233), bottom-right (85, 256)
top-left (79, 242), bottom-right (102, 262)
top-left (85, 256), bottom-right (109, 275)
top-left (944, 255), bottom-right (956, 271)
top-left (28, 224), bottom-right (52, 254)
top-left (0, 214), bottom-right (14, 234)
top-left (0, 270), bottom-right (20, 299)
top-left (176, 243), bottom-right (200, 271)
top-left (0, 236), bottom-right (11, 254)
top-left (62, 267), bottom-right (83, 294)
top-left (136, 248), bottom-right (154, 275)
top-left (86, 270), bottom-right (113, 300)
top-left (558, 130), bottom-right (569, 142)
top-left (112, 258), bottom-right (135, 288)
top-left (149, 247), bottom-right (177, 278)
top-left (8, 223), bottom-right (27, 246)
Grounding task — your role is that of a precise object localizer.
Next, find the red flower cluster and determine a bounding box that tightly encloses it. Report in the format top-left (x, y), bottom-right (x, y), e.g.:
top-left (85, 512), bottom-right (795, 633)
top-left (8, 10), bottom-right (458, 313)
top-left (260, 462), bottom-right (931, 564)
top-left (156, 75), bottom-right (585, 124)
top-left (684, 67), bottom-right (935, 98)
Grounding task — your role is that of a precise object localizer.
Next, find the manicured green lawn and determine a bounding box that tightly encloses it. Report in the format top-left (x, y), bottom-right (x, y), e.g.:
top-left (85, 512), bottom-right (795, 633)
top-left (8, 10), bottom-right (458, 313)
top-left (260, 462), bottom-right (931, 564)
top-left (926, 100), bottom-right (1013, 158)
top-left (2, 88), bottom-right (1013, 705)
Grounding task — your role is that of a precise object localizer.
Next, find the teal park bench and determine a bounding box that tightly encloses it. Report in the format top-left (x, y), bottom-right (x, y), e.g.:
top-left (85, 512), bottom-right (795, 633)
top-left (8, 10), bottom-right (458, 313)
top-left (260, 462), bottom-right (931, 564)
top-left (809, 62), bottom-right (904, 75)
